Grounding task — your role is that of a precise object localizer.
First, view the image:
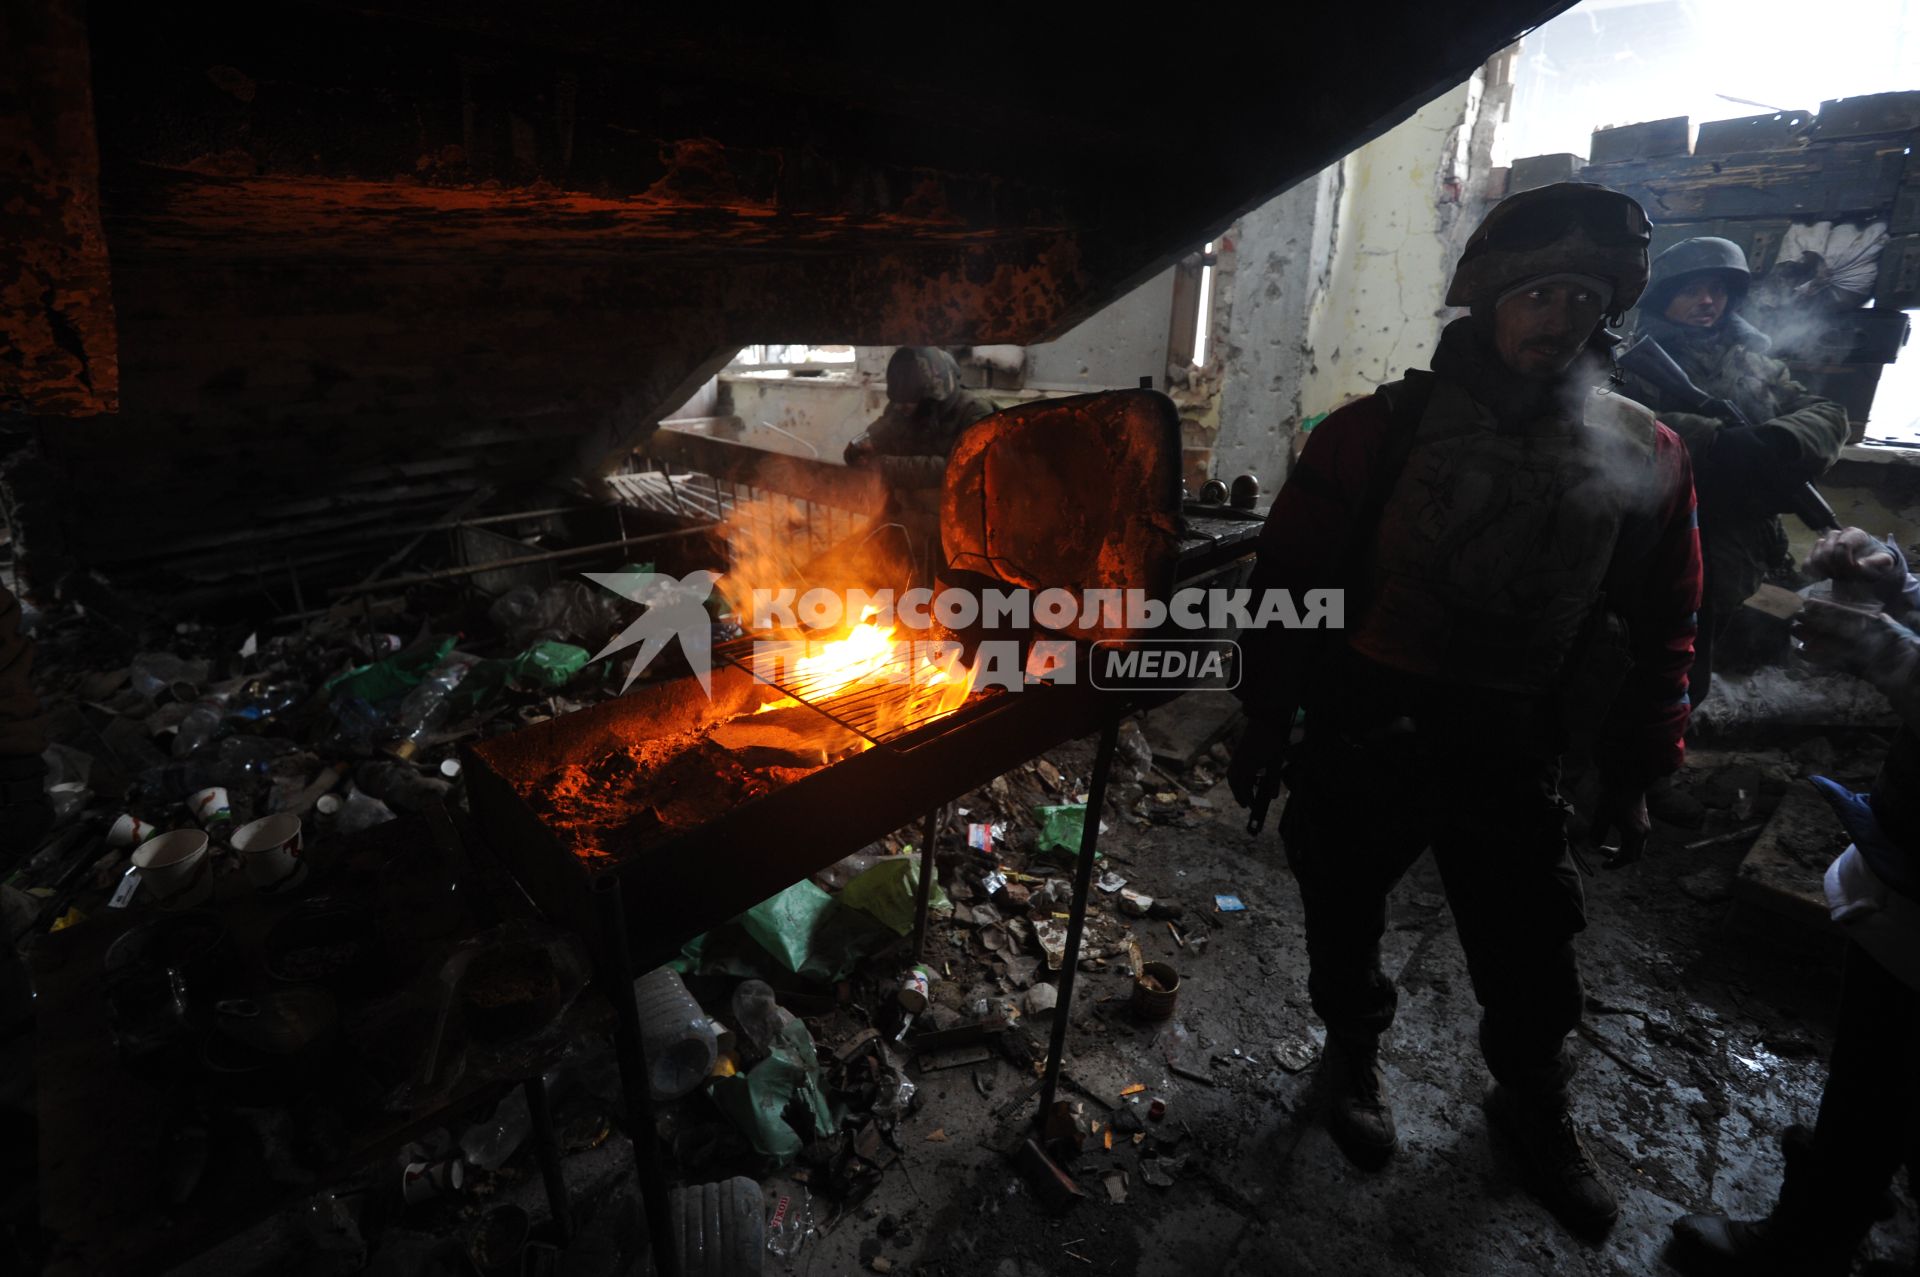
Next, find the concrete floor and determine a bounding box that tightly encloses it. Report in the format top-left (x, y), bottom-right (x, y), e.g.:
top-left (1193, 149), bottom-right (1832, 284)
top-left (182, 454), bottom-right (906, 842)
top-left (164, 736), bottom-right (1918, 1277)
top-left (776, 761), bottom-right (1916, 1277)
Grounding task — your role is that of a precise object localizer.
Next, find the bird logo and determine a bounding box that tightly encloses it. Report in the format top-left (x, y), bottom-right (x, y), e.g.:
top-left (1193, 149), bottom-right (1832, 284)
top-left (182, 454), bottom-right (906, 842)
top-left (583, 569), bottom-right (721, 695)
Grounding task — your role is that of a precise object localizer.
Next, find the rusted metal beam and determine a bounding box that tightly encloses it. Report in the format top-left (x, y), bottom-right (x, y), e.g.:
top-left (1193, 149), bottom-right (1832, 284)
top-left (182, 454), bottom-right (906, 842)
top-left (323, 526), bottom-right (717, 598)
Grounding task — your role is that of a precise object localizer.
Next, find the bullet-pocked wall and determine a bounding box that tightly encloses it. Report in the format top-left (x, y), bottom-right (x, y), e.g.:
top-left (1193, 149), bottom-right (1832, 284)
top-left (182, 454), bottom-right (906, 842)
top-left (1209, 50), bottom-right (1517, 496)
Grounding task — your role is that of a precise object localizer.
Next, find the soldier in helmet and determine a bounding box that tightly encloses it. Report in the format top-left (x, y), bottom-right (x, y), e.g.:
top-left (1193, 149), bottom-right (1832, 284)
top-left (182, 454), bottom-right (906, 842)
top-left (1620, 237), bottom-right (1850, 701)
top-left (1228, 183), bottom-right (1702, 1238)
top-left (843, 346), bottom-right (996, 582)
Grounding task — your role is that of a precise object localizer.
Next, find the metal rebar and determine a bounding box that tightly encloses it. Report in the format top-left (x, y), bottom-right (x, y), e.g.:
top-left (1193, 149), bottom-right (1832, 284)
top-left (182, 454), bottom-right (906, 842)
top-left (913, 805), bottom-right (941, 963)
top-left (324, 526), bottom-right (718, 598)
top-left (592, 875), bottom-right (678, 1277)
top-left (1035, 716), bottom-right (1122, 1126)
top-left (525, 1072), bottom-right (574, 1245)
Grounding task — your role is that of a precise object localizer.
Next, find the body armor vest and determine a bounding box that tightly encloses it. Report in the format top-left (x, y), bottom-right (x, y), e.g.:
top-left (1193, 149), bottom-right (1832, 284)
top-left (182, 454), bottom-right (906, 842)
top-left (1346, 377), bottom-right (1660, 693)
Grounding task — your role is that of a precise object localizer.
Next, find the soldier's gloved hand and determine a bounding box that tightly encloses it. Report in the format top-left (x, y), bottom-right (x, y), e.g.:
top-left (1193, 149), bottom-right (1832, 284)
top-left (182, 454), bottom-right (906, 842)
top-left (1792, 598), bottom-right (1920, 728)
top-left (1226, 720), bottom-right (1285, 810)
top-left (1590, 785), bottom-right (1651, 870)
top-left (843, 437), bottom-right (876, 468)
top-left (1804, 528), bottom-right (1920, 614)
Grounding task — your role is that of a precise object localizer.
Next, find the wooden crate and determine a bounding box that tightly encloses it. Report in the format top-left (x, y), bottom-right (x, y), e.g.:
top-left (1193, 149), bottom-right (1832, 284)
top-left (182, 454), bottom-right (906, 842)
top-left (1695, 109), bottom-right (1813, 155)
top-left (1589, 116), bottom-right (1689, 164)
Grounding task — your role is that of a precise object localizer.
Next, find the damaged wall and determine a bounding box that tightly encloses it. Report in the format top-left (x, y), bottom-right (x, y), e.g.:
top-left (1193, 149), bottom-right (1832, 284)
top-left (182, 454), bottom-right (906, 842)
top-left (1209, 52), bottom-right (1516, 494)
top-left (702, 267), bottom-right (1183, 461)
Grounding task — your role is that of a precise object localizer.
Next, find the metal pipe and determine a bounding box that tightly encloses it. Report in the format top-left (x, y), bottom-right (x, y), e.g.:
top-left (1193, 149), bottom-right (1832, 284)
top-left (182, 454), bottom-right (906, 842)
top-left (912, 805), bottom-right (941, 963)
top-left (1035, 716), bottom-right (1122, 1125)
top-left (524, 1072), bottom-right (574, 1245)
top-left (324, 526), bottom-right (720, 598)
top-left (592, 874), bottom-right (679, 1277)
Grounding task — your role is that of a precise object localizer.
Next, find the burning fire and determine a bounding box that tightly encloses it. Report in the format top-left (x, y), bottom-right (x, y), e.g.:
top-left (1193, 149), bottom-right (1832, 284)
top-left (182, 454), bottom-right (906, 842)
top-left (711, 494), bottom-right (982, 745)
top-left (753, 607), bottom-right (978, 740)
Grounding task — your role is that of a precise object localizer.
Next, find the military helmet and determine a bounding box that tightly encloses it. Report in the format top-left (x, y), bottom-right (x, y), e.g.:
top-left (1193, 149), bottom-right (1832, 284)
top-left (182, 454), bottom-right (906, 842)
top-left (1641, 236), bottom-right (1751, 315)
top-left (1447, 182), bottom-right (1652, 318)
top-left (886, 346), bottom-right (962, 405)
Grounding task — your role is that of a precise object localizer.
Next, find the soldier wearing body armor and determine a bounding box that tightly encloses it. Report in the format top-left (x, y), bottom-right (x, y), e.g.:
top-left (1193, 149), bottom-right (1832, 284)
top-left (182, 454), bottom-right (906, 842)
top-left (1620, 237), bottom-right (1850, 702)
top-left (1229, 183), bottom-right (1703, 1239)
top-left (843, 346), bottom-right (996, 583)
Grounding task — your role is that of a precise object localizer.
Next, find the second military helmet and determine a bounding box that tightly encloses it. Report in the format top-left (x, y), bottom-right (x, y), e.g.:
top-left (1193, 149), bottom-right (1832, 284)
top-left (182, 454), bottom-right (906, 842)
top-left (886, 347), bottom-right (962, 406)
top-left (1446, 182), bottom-right (1653, 319)
top-left (1640, 236), bottom-right (1751, 317)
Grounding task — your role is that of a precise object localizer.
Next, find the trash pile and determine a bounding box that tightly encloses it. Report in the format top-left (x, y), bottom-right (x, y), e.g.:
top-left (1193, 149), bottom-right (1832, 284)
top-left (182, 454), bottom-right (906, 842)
top-left (9, 563), bottom-right (1257, 1272)
top-left (7, 578), bottom-right (635, 926)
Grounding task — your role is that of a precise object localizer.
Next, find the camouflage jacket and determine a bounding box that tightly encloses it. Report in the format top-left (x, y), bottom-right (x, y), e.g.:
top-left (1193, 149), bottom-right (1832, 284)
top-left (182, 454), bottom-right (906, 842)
top-left (1619, 313), bottom-right (1850, 613)
top-left (849, 388), bottom-right (997, 489)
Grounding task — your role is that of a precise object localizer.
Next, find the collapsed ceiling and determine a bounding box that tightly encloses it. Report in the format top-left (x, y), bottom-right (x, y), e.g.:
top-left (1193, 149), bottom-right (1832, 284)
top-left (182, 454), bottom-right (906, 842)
top-left (2, 0), bottom-right (1573, 591)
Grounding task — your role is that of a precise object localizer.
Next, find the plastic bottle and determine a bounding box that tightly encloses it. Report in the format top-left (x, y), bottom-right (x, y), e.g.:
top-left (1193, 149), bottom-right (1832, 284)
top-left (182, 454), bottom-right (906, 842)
top-left (320, 695), bottom-right (386, 757)
top-left (765, 1186), bottom-right (813, 1265)
top-left (128, 653), bottom-right (210, 701)
top-left (171, 700), bottom-right (227, 758)
top-left (383, 656), bottom-right (478, 760)
top-left (332, 787), bottom-right (397, 835)
top-left (212, 736), bottom-right (299, 788)
top-left (227, 680), bottom-right (308, 724)
top-left (459, 1087), bottom-right (532, 1171)
top-left (140, 760), bottom-right (219, 801)
top-left (631, 967), bottom-right (720, 1101)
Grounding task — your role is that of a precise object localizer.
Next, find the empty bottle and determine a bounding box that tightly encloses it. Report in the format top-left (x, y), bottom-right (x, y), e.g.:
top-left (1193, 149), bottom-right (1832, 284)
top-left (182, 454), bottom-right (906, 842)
top-left (228, 680), bottom-right (308, 725)
top-left (332, 787), bottom-right (397, 835)
top-left (128, 653), bottom-right (210, 701)
top-left (140, 760), bottom-right (219, 801)
top-left (171, 699), bottom-right (227, 758)
top-left (459, 1087), bottom-right (532, 1171)
top-left (632, 967), bottom-right (720, 1101)
top-left (213, 736), bottom-right (299, 788)
top-left (383, 656), bottom-right (478, 760)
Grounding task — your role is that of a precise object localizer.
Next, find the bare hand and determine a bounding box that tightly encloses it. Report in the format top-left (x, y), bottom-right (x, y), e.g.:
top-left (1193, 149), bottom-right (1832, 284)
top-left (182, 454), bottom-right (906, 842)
top-left (1591, 787), bottom-right (1651, 870)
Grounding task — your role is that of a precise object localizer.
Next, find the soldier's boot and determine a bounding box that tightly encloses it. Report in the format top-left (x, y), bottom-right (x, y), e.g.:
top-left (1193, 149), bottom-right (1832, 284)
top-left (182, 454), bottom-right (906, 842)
top-left (1484, 1083), bottom-right (1619, 1239)
top-left (1667, 1126), bottom-right (1864, 1277)
top-left (1321, 1035), bottom-right (1397, 1170)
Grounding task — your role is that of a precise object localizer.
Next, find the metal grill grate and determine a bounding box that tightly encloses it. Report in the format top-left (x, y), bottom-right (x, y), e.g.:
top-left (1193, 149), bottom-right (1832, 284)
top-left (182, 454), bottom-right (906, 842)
top-left (712, 632), bottom-right (997, 748)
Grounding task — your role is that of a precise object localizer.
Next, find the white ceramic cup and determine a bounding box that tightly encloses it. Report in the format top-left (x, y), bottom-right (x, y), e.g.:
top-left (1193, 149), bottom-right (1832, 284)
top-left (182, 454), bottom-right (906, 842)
top-left (107, 813), bottom-right (158, 849)
top-left (132, 829), bottom-right (212, 904)
top-left (188, 786), bottom-right (232, 825)
top-left (231, 812), bottom-right (305, 892)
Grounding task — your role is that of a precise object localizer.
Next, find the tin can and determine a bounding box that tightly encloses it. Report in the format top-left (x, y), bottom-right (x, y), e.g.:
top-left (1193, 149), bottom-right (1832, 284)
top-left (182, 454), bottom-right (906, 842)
top-left (898, 966), bottom-right (931, 1013)
top-left (1130, 961), bottom-right (1180, 1022)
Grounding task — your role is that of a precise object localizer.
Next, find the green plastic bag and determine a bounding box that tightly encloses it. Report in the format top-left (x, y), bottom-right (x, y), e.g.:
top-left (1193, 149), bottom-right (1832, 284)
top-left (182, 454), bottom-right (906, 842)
top-left (672, 885), bottom-right (896, 984)
top-left (709, 1018), bottom-right (837, 1165)
top-left (509, 640), bottom-right (589, 689)
top-left (1034, 804), bottom-right (1100, 858)
top-left (739, 880), bottom-right (839, 974)
top-left (324, 636), bottom-right (455, 705)
top-left (839, 855), bottom-right (950, 936)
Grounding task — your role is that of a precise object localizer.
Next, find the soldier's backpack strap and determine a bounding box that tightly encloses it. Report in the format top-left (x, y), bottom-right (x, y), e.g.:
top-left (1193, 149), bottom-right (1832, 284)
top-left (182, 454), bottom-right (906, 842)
top-left (1341, 370), bottom-right (1434, 586)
